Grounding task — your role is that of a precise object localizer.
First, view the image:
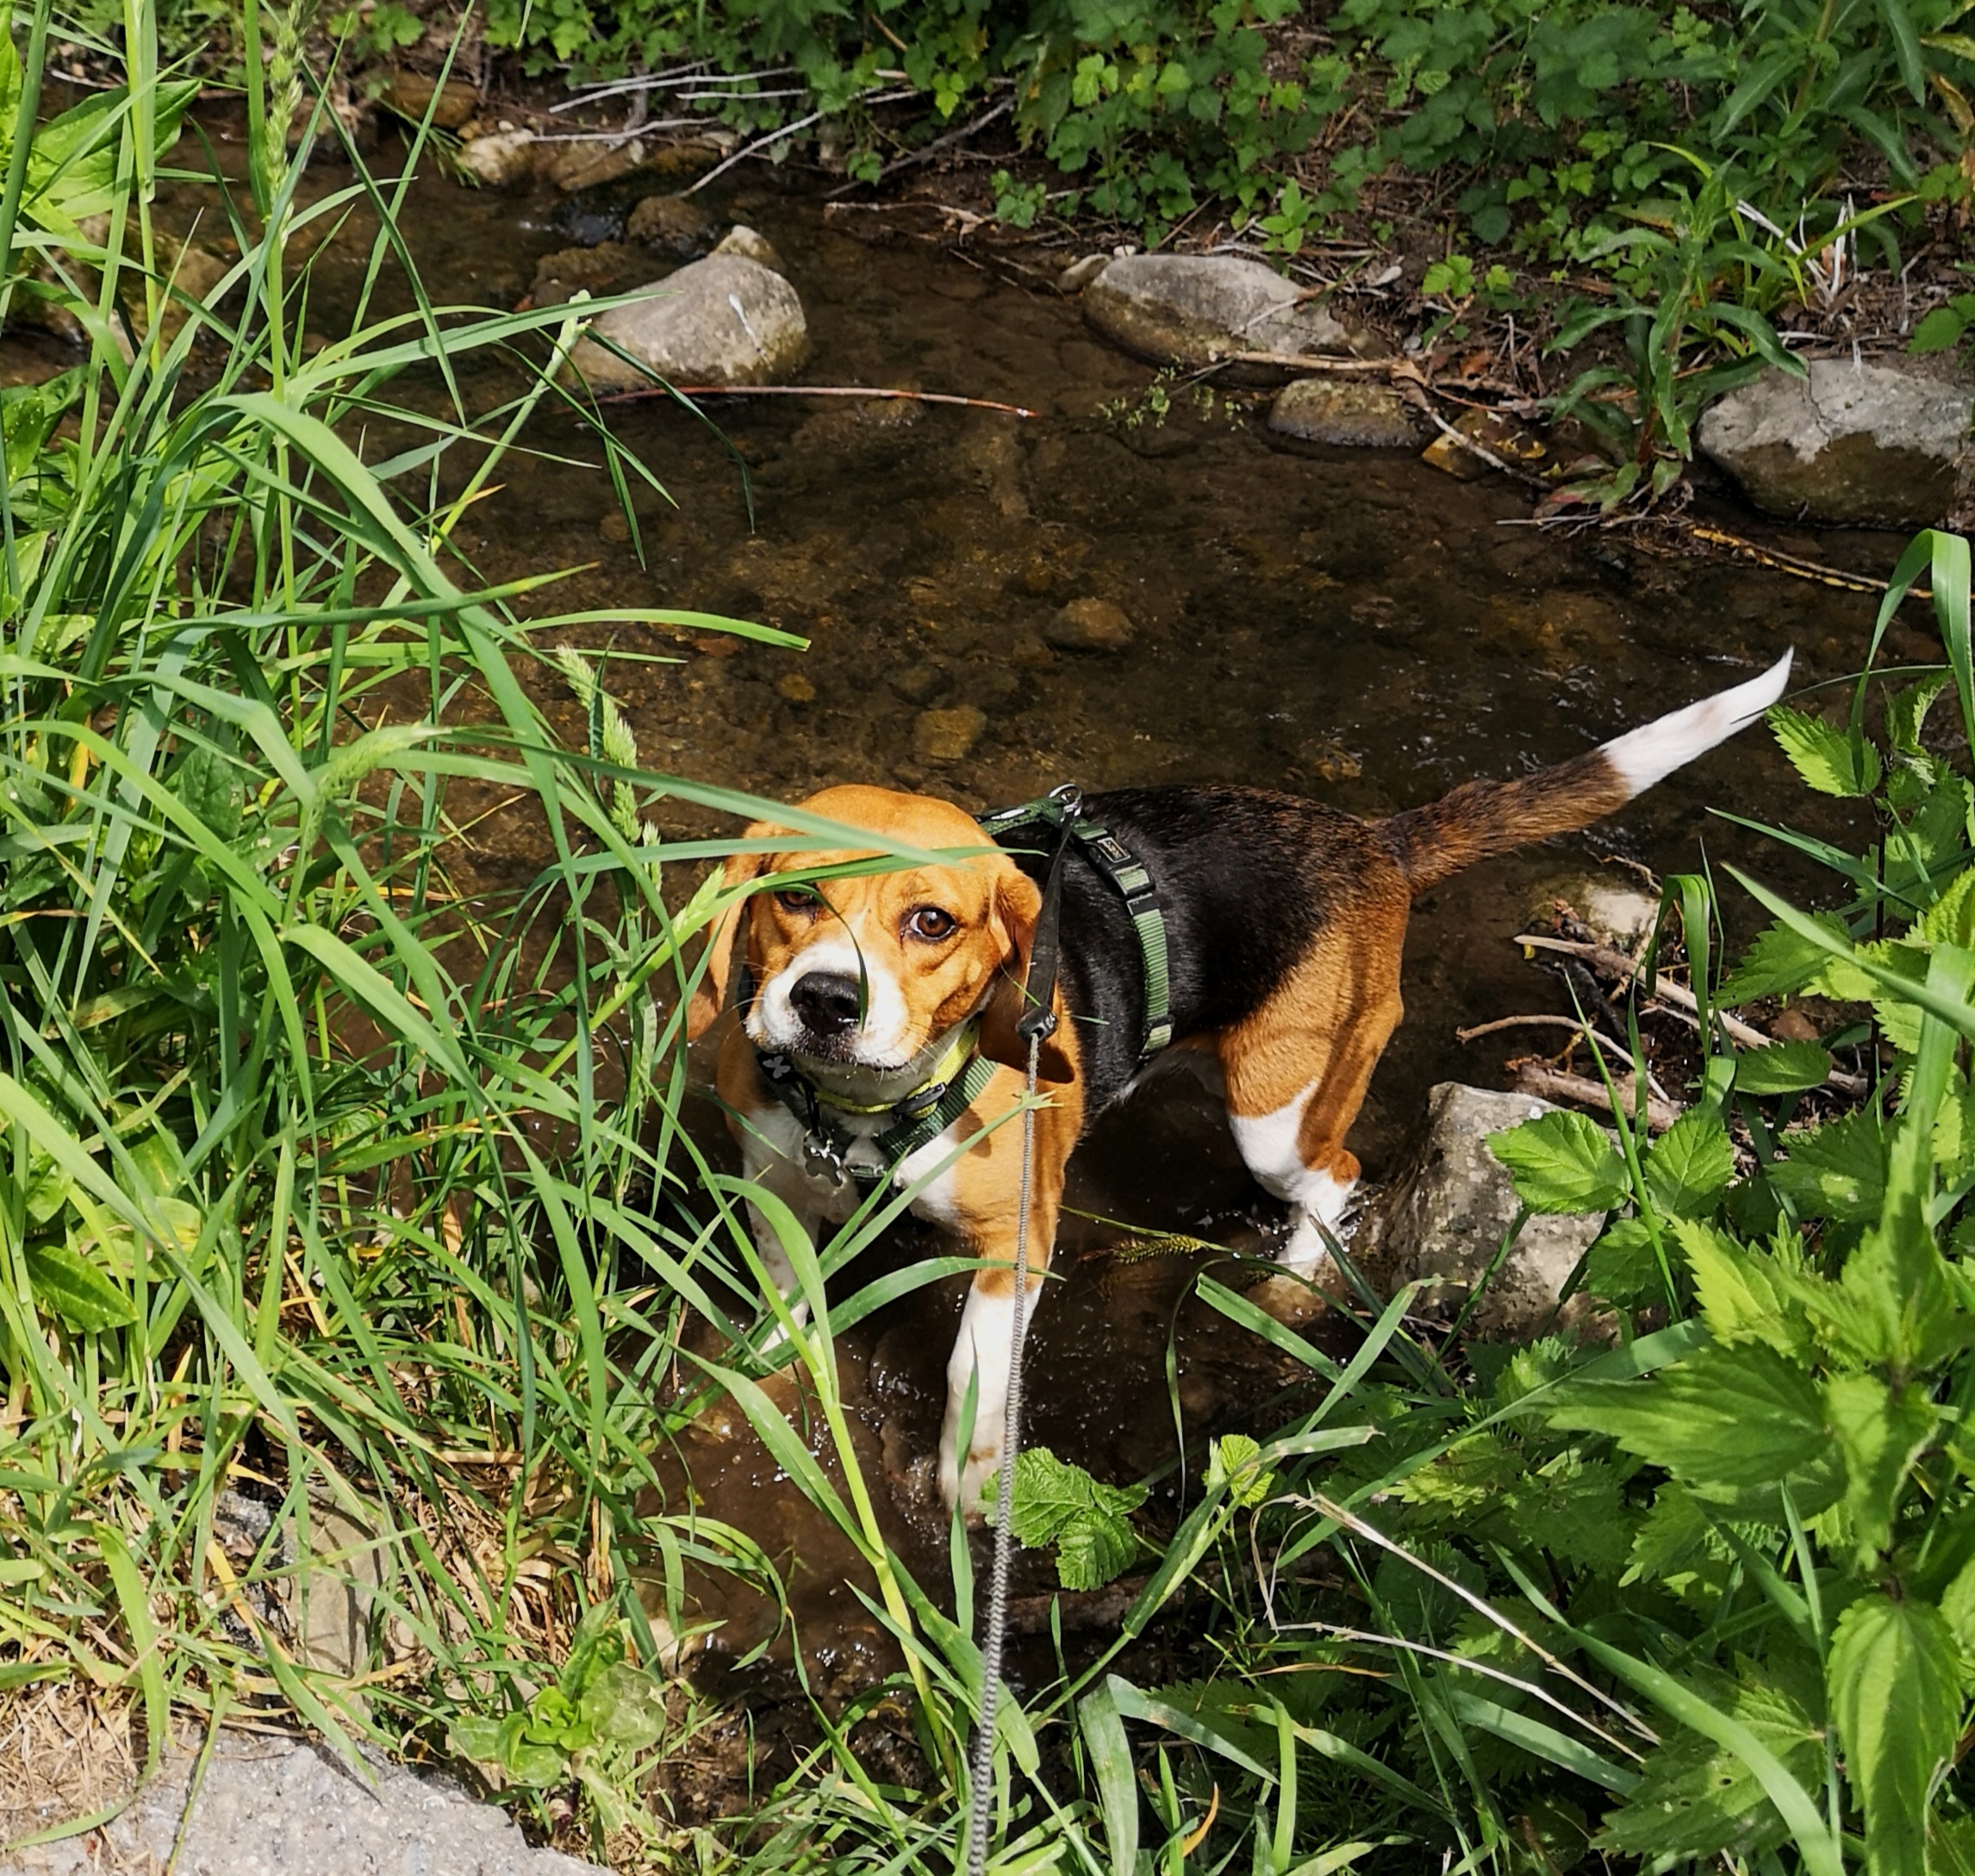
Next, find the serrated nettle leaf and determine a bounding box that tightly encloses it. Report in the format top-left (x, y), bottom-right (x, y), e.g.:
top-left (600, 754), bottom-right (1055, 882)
top-left (1824, 1372), bottom-right (1938, 1560)
top-left (1548, 1341), bottom-right (1837, 1517)
top-left (1829, 1592), bottom-right (1960, 1876)
top-left (1768, 704), bottom-right (1882, 797)
top-left (1719, 914), bottom-right (1855, 1006)
top-left (1673, 1219), bottom-right (1812, 1360)
top-left (1884, 776), bottom-right (1973, 903)
top-left (1585, 1217), bottom-right (1665, 1309)
top-left (1643, 1111), bottom-right (1734, 1219)
top-left (1206, 1434), bottom-right (1273, 1509)
top-left (1599, 1654), bottom-right (1825, 1861)
top-left (1935, 1074), bottom-right (1975, 1177)
top-left (1489, 1109), bottom-right (1628, 1214)
top-left (1920, 863), bottom-right (1975, 949)
top-left (1766, 1109), bottom-right (1886, 1224)
top-left (1735, 1039), bottom-right (1834, 1096)
top-left (1886, 672), bottom-right (1953, 759)
top-left (991, 1447), bottom-right (1146, 1591)
top-left (1941, 1548), bottom-right (1975, 1666)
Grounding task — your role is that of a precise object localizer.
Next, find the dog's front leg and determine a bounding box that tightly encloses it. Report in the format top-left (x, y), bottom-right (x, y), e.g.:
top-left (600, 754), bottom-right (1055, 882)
top-left (939, 1264), bottom-right (1039, 1516)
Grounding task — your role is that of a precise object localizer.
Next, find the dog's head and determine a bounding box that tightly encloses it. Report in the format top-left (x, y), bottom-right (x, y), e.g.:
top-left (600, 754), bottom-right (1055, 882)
top-left (684, 785), bottom-right (1073, 1085)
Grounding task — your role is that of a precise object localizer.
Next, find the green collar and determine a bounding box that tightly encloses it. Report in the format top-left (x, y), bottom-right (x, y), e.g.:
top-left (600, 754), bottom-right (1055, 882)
top-left (755, 1019), bottom-right (996, 1191)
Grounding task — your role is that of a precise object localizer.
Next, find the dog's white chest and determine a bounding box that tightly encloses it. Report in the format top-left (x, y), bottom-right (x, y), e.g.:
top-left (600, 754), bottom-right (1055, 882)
top-left (738, 1100), bottom-right (963, 1231)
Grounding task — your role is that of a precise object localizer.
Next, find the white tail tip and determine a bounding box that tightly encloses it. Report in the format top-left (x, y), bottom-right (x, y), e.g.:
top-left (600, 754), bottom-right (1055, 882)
top-left (1599, 651), bottom-right (1794, 798)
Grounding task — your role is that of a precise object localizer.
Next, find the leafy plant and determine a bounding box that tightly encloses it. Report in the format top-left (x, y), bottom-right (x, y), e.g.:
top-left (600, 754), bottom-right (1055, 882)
top-left (991, 1446), bottom-right (1148, 1589)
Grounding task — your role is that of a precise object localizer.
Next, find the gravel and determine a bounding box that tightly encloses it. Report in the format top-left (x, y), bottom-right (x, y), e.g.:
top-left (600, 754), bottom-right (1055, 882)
top-left (2, 1735), bottom-right (606, 1876)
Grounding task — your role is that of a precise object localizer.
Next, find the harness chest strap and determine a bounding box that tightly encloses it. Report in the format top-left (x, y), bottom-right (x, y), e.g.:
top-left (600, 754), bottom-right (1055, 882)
top-left (979, 792), bottom-right (1173, 1063)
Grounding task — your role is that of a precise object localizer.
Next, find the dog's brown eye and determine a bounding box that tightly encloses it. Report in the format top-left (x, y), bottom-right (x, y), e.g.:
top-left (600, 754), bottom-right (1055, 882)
top-left (774, 888), bottom-right (820, 915)
top-left (906, 906), bottom-right (958, 942)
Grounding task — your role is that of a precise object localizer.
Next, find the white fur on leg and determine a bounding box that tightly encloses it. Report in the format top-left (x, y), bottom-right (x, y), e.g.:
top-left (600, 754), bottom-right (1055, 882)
top-left (939, 1284), bottom-right (1031, 1515)
top-left (1228, 1085), bottom-right (1356, 1276)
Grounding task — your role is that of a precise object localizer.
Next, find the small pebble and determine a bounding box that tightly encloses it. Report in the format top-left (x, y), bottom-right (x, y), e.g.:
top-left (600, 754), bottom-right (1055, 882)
top-left (598, 511), bottom-right (632, 544)
top-left (776, 673), bottom-right (817, 702)
top-left (890, 663), bottom-right (950, 705)
top-left (913, 706), bottom-right (986, 763)
top-left (1044, 597), bottom-right (1135, 653)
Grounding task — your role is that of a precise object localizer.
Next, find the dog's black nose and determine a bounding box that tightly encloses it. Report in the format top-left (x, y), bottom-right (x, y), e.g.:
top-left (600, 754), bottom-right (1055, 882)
top-left (789, 971), bottom-right (863, 1035)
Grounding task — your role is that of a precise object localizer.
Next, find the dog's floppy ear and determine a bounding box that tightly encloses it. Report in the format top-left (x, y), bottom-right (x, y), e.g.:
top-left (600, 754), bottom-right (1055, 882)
top-left (977, 861), bottom-right (1075, 1085)
top-left (685, 830), bottom-right (777, 1040)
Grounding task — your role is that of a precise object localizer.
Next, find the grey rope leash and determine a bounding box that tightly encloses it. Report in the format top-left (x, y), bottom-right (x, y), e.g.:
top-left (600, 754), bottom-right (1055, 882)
top-left (963, 1028), bottom-right (1038, 1876)
top-left (965, 800), bottom-right (1073, 1876)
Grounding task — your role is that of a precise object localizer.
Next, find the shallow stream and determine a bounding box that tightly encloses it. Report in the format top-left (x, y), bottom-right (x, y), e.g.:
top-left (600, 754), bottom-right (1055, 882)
top-left (136, 131), bottom-right (1910, 1691)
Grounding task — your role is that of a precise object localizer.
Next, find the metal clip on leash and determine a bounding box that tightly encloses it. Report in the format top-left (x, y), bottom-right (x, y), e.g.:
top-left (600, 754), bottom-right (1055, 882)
top-left (964, 792), bottom-right (1075, 1876)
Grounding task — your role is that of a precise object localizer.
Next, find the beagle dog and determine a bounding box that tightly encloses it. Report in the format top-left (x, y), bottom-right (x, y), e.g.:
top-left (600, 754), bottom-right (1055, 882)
top-left (686, 653), bottom-right (1792, 1512)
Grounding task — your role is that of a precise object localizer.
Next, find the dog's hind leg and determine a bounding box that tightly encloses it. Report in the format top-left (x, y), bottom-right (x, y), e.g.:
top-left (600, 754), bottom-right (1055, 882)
top-left (1220, 895), bottom-right (1407, 1278)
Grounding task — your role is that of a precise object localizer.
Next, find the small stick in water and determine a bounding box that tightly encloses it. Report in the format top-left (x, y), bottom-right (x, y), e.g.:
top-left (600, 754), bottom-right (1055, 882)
top-left (597, 383), bottom-right (1039, 417)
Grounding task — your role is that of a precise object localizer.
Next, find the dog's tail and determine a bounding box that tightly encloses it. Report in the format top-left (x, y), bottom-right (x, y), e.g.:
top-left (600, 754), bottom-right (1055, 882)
top-left (1383, 651), bottom-right (1794, 896)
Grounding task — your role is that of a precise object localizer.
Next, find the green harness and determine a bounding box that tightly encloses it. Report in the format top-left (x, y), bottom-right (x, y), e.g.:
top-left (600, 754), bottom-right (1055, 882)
top-left (752, 784), bottom-right (1173, 1193)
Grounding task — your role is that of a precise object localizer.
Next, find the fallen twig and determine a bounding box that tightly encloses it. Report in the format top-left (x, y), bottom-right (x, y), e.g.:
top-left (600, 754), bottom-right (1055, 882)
top-left (596, 383), bottom-right (1038, 417)
top-left (1224, 350), bottom-right (1421, 376)
top-left (1456, 1013), bottom-right (1605, 1044)
top-left (1515, 1063), bottom-right (1681, 1133)
top-left (1685, 524), bottom-right (1932, 601)
top-left (1513, 934), bottom-right (1772, 1048)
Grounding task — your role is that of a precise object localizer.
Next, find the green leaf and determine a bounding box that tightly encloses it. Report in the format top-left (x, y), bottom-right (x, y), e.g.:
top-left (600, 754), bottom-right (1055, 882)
top-left (1768, 704), bottom-right (1881, 796)
top-left (1489, 1109), bottom-right (1628, 1214)
top-left (1673, 1219), bottom-right (1811, 1358)
top-left (1829, 1593), bottom-right (1960, 1876)
top-left (1205, 1434), bottom-right (1274, 1509)
top-left (1584, 1217), bottom-right (1664, 1310)
top-left (993, 1448), bottom-right (1146, 1591)
top-left (1911, 303), bottom-right (1972, 353)
top-left (1734, 1040), bottom-right (1833, 1095)
top-left (1643, 1112), bottom-right (1734, 1218)
top-left (1718, 915), bottom-right (1854, 1004)
top-left (24, 1238), bottom-right (134, 1332)
top-left (1548, 1340), bottom-right (1837, 1516)
top-left (1599, 1655), bottom-right (1825, 1860)
top-left (1824, 1373), bottom-right (1937, 1560)
top-left (578, 1661), bottom-right (667, 1750)
top-left (1766, 1110), bottom-right (1886, 1223)
top-left (449, 1716), bottom-right (508, 1762)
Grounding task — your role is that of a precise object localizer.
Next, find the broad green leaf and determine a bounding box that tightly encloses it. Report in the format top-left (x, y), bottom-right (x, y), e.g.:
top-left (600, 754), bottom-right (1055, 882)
top-left (1766, 1110), bottom-right (1886, 1223)
top-left (1886, 672), bottom-right (1952, 758)
top-left (1548, 1341), bottom-right (1837, 1516)
top-left (1719, 914), bottom-right (1854, 1005)
top-left (1829, 1592), bottom-right (1960, 1876)
top-left (992, 1447), bottom-right (1145, 1591)
top-left (1734, 1040), bottom-right (1833, 1096)
top-left (578, 1661), bottom-right (667, 1749)
top-left (24, 1239), bottom-right (134, 1332)
top-left (1768, 704), bottom-right (1881, 796)
top-left (1584, 1216), bottom-right (1663, 1309)
top-left (449, 1716), bottom-right (507, 1761)
top-left (1643, 1112), bottom-right (1734, 1218)
top-left (1489, 1109), bottom-right (1628, 1214)
top-left (1825, 1373), bottom-right (1937, 1560)
top-left (1599, 1655), bottom-right (1824, 1860)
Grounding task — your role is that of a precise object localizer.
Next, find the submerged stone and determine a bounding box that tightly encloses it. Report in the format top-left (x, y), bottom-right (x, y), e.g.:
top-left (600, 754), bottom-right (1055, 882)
top-left (1698, 358), bottom-right (1975, 527)
top-left (1044, 597), bottom-right (1135, 652)
top-left (626, 191), bottom-right (718, 257)
top-left (1268, 376), bottom-right (1424, 448)
top-left (1082, 253), bottom-right (1351, 372)
top-left (564, 252), bottom-right (808, 391)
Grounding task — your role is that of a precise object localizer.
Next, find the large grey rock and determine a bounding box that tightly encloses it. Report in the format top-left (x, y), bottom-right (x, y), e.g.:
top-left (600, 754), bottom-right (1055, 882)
top-left (1268, 376), bottom-right (1424, 448)
top-left (1353, 1083), bottom-right (1605, 1340)
top-left (1698, 358), bottom-right (1974, 528)
top-left (1082, 254), bottom-right (1351, 372)
top-left (566, 252), bottom-right (807, 392)
top-left (0, 1735), bottom-right (602, 1876)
